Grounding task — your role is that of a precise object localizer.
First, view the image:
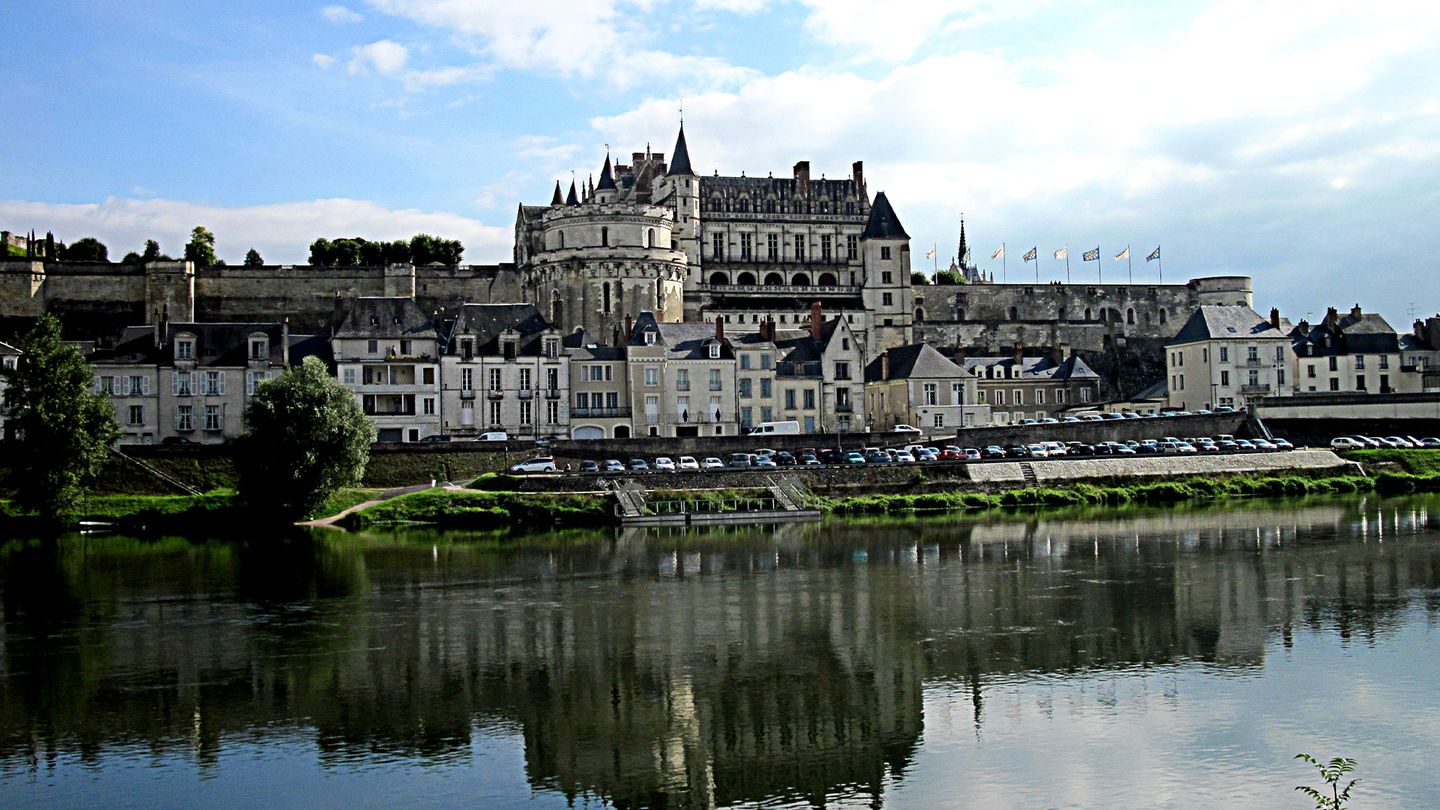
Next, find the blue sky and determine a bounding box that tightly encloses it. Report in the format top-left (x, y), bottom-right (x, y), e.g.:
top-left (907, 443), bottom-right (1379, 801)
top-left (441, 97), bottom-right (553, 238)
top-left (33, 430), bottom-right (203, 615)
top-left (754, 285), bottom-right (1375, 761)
top-left (4, 1), bottom-right (1439, 327)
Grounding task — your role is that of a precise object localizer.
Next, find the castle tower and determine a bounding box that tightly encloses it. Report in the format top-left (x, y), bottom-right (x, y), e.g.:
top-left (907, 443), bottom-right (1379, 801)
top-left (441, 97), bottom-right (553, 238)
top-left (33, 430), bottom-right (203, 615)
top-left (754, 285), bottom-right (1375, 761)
top-left (594, 153), bottom-right (619, 204)
top-left (662, 124), bottom-right (701, 276)
top-left (860, 191), bottom-right (914, 354)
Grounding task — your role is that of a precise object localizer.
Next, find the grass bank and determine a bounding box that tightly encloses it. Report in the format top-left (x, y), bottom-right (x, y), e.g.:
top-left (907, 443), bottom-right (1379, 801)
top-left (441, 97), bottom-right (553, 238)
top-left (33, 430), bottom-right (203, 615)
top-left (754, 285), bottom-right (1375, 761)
top-left (0, 487), bottom-right (385, 534)
top-left (342, 487), bottom-right (611, 531)
top-left (1340, 449), bottom-right (1440, 475)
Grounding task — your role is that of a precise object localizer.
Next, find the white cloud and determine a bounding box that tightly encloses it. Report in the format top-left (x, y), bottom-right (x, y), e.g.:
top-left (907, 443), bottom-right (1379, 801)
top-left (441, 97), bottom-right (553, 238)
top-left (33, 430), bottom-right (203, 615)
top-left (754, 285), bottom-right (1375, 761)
top-left (0, 197), bottom-right (512, 264)
top-left (322, 4), bottom-right (364, 24)
top-left (694, 0), bottom-right (769, 13)
top-left (347, 39), bottom-right (410, 75)
top-left (312, 53), bottom-right (337, 69)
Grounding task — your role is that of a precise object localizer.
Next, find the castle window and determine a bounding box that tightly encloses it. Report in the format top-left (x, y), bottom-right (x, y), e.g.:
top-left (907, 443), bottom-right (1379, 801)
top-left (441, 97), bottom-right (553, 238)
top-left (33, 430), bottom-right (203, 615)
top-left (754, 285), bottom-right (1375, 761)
top-left (601, 227), bottom-right (609, 247)
top-left (558, 231), bottom-right (565, 249)
top-left (738, 272), bottom-right (756, 285)
top-left (709, 272), bottom-right (729, 285)
top-left (764, 272), bottom-right (783, 285)
top-left (881, 246), bottom-right (891, 260)
top-left (847, 235), bottom-right (858, 261)
top-left (647, 229), bottom-right (655, 248)
top-left (818, 272), bottom-right (837, 286)
top-left (767, 233), bottom-right (779, 261)
top-left (740, 232), bottom-right (753, 260)
top-left (1009, 306), bottom-right (1018, 320)
top-left (794, 234), bottom-right (805, 262)
top-left (1159, 309), bottom-right (1167, 324)
top-left (1127, 308), bottom-right (1135, 324)
top-left (1084, 308), bottom-right (1092, 320)
top-left (603, 282), bottom-right (611, 314)
top-left (792, 273), bottom-right (810, 286)
top-left (821, 235), bottom-right (832, 262)
top-left (915, 307), bottom-right (925, 323)
top-left (712, 232), bottom-right (724, 260)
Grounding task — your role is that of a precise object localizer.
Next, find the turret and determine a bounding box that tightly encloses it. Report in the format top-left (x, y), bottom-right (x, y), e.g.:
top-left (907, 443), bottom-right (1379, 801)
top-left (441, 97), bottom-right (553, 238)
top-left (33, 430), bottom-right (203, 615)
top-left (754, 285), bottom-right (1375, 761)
top-left (595, 153), bottom-right (618, 204)
top-left (860, 191), bottom-right (914, 354)
top-left (662, 123), bottom-right (701, 272)
top-left (550, 181), bottom-right (563, 207)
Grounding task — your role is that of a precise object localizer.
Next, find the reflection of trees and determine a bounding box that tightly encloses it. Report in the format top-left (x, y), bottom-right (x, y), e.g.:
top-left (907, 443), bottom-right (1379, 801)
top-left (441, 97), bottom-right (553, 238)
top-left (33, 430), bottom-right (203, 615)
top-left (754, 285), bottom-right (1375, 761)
top-left (0, 496), bottom-right (1436, 805)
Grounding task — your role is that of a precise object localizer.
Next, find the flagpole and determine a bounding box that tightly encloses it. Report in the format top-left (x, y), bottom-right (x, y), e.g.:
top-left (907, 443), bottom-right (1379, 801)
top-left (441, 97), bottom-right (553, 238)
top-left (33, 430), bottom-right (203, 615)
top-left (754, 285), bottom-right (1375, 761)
top-left (1127, 244), bottom-right (1132, 284)
top-left (1158, 249), bottom-right (1163, 283)
top-left (1033, 247), bottom-right (1039, 283)
top-left (1097, 246), bottom-right (1102, 283)
top-left (1002, 243), bottom-right (1007, 283)
top-left (1066, 251), bottom-right (1070, 283)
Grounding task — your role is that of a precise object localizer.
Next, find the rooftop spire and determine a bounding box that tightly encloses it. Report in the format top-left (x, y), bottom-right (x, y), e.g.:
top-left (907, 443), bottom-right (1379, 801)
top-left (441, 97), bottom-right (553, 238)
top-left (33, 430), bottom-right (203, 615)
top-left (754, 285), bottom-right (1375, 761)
top-left (596, 152), bottom-right (617, 191)
top-left (861, 191), bottom-right (910, 239)
top-left (957, 214), bottom-right (968, 265)
top-left (565, 179), bottom-right (579, 206)
top-left (550, 180), bottom-right (563, 206)
top-left (666, 123), bottom-right (694, 177)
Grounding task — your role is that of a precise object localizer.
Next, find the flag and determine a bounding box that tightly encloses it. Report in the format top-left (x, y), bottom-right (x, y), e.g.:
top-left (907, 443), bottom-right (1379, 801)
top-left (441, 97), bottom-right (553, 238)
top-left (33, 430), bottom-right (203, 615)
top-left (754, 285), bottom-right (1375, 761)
top-left (926, 247), bottom-right (935, 259)
top-left (1082, 248), bottom-right (1099, 262)
top-left (1146, 246), bottom-right (1161, 262)
top-left (962, 248), bottom-right (972, 265)
top-left (991, 245), bottom-right (1005, 260)
top-left (1053, 246), bottom-right (1068, 260)
top-left (1023, 247), bottom-right (1037, 262)
top-left (1114, 247), bottom-right (1130, 261)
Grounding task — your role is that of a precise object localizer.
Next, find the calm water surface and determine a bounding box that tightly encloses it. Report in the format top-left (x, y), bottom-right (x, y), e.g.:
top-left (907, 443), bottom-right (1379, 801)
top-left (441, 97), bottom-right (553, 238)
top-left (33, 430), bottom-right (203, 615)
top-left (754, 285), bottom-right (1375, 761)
top-left (2, 495), bottom-right (1439, 808)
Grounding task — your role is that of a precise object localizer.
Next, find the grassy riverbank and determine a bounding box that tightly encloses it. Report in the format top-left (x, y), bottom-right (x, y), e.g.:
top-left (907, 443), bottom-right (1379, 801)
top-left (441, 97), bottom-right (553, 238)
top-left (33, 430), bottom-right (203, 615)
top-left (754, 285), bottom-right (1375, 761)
top-left (0, 487), bottom-right (384, 534)
top-left (340, 487), bottom-right (611, 530)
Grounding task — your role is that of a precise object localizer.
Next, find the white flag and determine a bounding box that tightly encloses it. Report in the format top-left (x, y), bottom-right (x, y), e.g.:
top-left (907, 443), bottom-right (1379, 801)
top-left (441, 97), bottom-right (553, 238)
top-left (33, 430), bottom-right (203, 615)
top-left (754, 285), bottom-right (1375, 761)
top-left (1114, 247), bottom-right (1130, 261)
top-left (991, 245), bottom-right (1005, 260)
top-left (1053, 246), bottom-right (1068, 260)
top-left (926, 247), bottom-right (935, 259)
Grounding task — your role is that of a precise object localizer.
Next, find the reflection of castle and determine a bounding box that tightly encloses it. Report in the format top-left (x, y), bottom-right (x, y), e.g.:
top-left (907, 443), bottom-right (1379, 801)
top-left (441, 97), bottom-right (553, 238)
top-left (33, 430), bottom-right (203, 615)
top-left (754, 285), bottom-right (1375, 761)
top-left (1, 499), bottom-right (1436, 805)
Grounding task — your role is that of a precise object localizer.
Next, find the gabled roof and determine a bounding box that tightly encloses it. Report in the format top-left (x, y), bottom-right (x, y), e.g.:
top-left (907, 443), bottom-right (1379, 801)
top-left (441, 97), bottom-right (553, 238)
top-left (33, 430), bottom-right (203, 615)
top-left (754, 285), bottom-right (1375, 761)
top-left (334, 297), bottom-right (437, 339)
top-left (1290, 309), bottom-right (1401, 356)
top-left (861, 191), bottom-right (909, 239)
top-left (1166, 305), bottom-right (1285, 346)
top-left (865, 343), bottom-right (968, 382)
top-left (446, 303), bottom-right (553, 355)
top-left (627, 311), bottom-right (731, 360)
top-left (959, 353), bottom-right (1101, 381)
top-left (666, 124), bottom-right (694, 177)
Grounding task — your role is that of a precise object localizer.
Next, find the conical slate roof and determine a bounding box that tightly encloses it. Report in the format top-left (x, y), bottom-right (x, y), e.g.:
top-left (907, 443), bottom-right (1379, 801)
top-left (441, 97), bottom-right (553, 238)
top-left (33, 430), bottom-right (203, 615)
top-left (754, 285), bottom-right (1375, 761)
top-left (666, 124), bottom-right (694, 177)
top-left (550, 181), bottom-right (563, 206)
top-left (565, 180), bottom-right (579, 206)
top-left (596, 153), bottom-right (617, 191)
top-left (862, 191), bottom-right (909, 239)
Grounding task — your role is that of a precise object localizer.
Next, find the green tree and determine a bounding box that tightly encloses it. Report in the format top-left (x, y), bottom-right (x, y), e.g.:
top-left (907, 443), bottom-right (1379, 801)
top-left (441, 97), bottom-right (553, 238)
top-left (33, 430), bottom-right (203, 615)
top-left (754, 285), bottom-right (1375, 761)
top-left (121, 251), bottom-right (142, 264)
top-left (910, 271), bottom-right (929, 285)
top-left (61, 237), bottom-right (110, 262)
top-left (308, 238), bottom-right (333, 266)
top-left (139, 239), bottom-right (173, 263)
top-left (409, 233), bottom-right (463, 265)
top-left (1, 314), bottom-right (120, 523)
top-left (236, 356), bottom-right (374, 521)
top-left (934, 269), bottom-right (966, 285)
top-left (243, 248), bottom-right (264, 267)
top-left (184, 226), bottom-right (217, 268)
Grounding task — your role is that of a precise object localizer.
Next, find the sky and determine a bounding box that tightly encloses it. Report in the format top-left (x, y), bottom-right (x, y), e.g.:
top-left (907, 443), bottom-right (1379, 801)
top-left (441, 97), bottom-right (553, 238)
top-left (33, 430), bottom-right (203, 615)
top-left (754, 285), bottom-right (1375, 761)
top-left (3, 0), bottom-right (1439, 328)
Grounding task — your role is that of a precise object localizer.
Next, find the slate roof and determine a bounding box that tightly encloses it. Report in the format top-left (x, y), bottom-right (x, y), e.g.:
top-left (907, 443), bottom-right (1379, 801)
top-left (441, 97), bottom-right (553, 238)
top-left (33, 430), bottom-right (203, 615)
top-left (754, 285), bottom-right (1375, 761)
top-left (627, 311), bottom-right (732, 359)
top-left (666, 124), bottom-right (693, 177)
top-left (596, 154), bottom-right (617, 191)
top-left (959, 353), bottom-right (1101, 382)
top-left (1291, 308), bottom-right (1401, 356)
top-left (89, 322), bottom-right (330, 368)
top-left (864, 343), bottom-right (969, 382)
top-left (861, 191), bottom-right (909, 240)
top-left (445, 303), bottom-right (553, 355)
top-left (1166, 305), bottom-right (1285, 346)
top-left (334, 297), bottom-right (437, 339)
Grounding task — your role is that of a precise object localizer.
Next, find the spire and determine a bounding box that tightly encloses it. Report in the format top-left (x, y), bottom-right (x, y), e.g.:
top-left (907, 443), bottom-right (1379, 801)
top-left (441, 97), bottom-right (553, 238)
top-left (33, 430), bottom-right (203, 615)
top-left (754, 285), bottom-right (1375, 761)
top-left (861, 191), bottom-right (910, 239)
top-left (550, 181), bottom-right (563, 206)
top-left (957, 215), bottom-right (969, 265)
top-left (666, 123), bottom-right (694, 177)
top-left (565, 179), bottom-right (579, 206)
top-left (596, 152), bottom-right (617, 191)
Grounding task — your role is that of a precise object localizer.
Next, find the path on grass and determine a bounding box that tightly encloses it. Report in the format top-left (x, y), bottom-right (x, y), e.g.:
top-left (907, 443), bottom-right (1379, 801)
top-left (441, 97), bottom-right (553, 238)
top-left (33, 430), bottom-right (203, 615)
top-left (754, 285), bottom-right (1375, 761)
top-left (299, 481), bottom-right (463, 528)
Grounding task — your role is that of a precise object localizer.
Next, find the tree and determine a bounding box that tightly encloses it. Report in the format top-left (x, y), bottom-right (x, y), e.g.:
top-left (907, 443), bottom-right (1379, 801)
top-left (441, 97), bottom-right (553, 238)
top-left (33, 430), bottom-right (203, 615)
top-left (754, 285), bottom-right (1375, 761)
top-left (138, 239), bottom-right (173, 263)
top-left (243, 248), bottom-right (264, 267)
top-left (236, 356), bottom-right (374, 521)
top-left (910, 271), bottom-right (929, 285)
top-left (934, 270), bottom-right (966, 285)
top-left (121, 251), bottom-right (142, 265)
top-left (184, 226), bottom-right (217, 268)
top-left (61, 237), bottom-right (109, 263)
top-left (409, 233), bottom-right (463, 265)
top-left (1, 314), bottom-right (120, 523)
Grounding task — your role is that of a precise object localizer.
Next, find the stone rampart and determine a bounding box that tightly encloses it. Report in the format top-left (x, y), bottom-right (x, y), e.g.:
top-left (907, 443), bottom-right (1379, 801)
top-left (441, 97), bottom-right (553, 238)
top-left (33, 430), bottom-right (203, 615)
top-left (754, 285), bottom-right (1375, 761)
top-left (967, 449), bottom-right (1351, 484)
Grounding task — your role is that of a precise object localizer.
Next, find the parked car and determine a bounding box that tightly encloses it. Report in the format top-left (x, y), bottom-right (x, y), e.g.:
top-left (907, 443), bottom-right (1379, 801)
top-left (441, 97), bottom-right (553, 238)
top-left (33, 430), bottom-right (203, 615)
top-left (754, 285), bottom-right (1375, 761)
top-left (604, 459), bottom-right (626, 472)
top-left (844, 451), bottom-right (867, 464)
top-left (1066, 441), bottom-right (1095, 456)
top-left (773, 451), bottom-right (797, 466)
top-left (982, 445), bottom-right (1007, 459)
top-left (654, 457), bottom-right (677, 472)
top-left (475, 431), bottom-right (508, 442)
top-left (891, 424), bottom-right (922, 435)
top-left (727, 453), bottom-right (754, 468)
top-left (963, 447), bottom-right (982, 460)
top-left (1384, 436), bottom-right (1415, 448)
top-left (1271, 438), bottom-right (1294, 451)
top-left (1026, 444), bottom-right (1049, 458)
top-left (578, 459), bottom-right (600, 473)
top-left (629, 458), bottom-right (650, 471)
top-left (1061, 416), bottom-right (1081, 423)
top-left (1234, 439), bottom-right (1257, 452)
top-left (865, 450), bottom-right (893, 464)
top-left (894, 450), bottom-right (917, 463)
top-left (678, 456), bottom-right (700, 471)
top-left (1102, 412), bottom-right (1126, 420)
top-left (420, 434), bottom-right (452, 443)
top-left (800, 453), bottom-right (820, 465)
top-left (510, 457), bottom-right (557, 474)
top-left (754, 456), bottom-right (778, 468)
top-left (702, 457), bottom-right (725, 470)
top-left (819, 449), bottom-right (845, 464)
top-left (939, 446), bottom-right (963, 460)
top-left (1420, 437), bottom-right (1440, 448)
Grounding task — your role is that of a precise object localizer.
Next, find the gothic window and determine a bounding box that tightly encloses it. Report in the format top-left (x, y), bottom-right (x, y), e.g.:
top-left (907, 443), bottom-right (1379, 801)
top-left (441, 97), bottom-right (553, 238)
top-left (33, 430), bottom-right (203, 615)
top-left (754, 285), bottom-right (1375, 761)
top-left (1159, 309), bottom-right (1167, 323)
top-left (603, 281), bottom-right (611, 314)
top-left (1009, 306), bottom-right (1018, 320)
top-left (915, 307), bottom-right (925, 323)
top-left (1127, 308), bottom-right (1135, 324)
top-left (601, 227), bottom-right (609, 246)
top-left (738, 271), bottom-right (756, 285)
top-left (1084, 307), bottom-right (1092, 320)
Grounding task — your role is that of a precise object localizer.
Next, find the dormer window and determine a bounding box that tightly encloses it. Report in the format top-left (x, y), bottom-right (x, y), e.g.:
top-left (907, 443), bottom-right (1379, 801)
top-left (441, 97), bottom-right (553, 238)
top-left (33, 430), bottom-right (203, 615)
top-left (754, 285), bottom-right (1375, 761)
top-left (708, 343), bottom-right (720, 359)
top-left (544, 338), bottom-right (559, 359)
top-left (644, 330), bottom-right (656, 345)
top-left (460, 337), bottom-right (474, 361)
top-left (502, 337), bottom-right (517, 360)
top-left (176, 337), bottom-right (195, 361)
top-left (249, 336), bottom-right (268, 361)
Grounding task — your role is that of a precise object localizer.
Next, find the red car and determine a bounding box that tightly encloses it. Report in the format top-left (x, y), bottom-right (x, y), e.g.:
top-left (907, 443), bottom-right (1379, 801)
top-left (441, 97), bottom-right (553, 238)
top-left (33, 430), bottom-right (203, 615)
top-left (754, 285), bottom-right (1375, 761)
top-left (939, 446), bottom-right (963, 460)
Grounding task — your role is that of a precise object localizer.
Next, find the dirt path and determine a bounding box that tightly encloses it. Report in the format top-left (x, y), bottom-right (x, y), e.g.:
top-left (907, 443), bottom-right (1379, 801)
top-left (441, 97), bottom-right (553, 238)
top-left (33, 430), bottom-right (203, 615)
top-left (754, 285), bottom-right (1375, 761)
top-left (298, 483), bottom-right (440, 528)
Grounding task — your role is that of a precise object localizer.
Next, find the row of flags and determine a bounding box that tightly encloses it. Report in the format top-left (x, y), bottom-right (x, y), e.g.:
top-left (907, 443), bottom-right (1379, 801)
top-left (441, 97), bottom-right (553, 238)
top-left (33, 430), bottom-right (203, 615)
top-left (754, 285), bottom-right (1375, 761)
top-left (990, 244), bottom-right (1162, 263)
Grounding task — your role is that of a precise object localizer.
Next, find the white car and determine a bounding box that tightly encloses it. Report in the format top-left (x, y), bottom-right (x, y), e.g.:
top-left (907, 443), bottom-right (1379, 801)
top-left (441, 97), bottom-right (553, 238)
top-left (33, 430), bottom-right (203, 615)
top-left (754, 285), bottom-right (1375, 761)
top-left (1330, 436), bottom-right (1365, 449)
top-left (894, 450), bottom-right (916, 463)
top-left (891, 424), bottom-right (922, 435)
top-left (509, 457), bottom-right (557, 474)
top-left (654, 457), bottom-right (677, 472)
top-left (702, 457), bottom-right (725, 470)
top-left (1027, 443), bottom-right (1049, 458)
top-left (678, 456), bottom-right (700, 471)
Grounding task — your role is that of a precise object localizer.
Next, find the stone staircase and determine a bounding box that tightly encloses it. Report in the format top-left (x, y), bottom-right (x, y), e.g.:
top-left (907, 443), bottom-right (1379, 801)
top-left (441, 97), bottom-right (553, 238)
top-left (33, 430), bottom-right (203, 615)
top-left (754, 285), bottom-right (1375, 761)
top-left (1019, 462), bottom-right (1038, 486)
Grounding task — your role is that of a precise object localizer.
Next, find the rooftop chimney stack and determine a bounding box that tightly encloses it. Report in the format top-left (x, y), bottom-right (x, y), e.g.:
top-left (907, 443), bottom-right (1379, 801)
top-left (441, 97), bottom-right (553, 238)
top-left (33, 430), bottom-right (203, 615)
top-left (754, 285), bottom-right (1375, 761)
top-left (1351, 303), bottom-right (1363, 319)
top-left (612, 326), bottom-right (620, 346)
top-left (810, 301), bottom-right (822, 341)
top-left (794, 161), bottom-right (811, 196)
top-left (851, 161), bottom-right (865, 193)
top-left (715, 314), bottom-right (725, 344)
top-left (625, 314), bottom-right (633, 340)
top-left (952, 344), bottom-right (966, 364)
top-left (1325, 307), bottom-right (1339, 329)
top-left (1012, 342), bottom-right (1024, 366)
top-left (880, 350), bottom-right (889, 381)
top-left (1270, 307), bottom-right (1281, 330)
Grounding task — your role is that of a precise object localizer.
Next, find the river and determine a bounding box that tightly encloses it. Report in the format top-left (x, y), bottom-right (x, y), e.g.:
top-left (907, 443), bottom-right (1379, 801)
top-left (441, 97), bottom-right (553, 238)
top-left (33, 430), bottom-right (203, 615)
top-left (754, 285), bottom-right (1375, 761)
top-left (1, 495), bottom-right (1438, 808)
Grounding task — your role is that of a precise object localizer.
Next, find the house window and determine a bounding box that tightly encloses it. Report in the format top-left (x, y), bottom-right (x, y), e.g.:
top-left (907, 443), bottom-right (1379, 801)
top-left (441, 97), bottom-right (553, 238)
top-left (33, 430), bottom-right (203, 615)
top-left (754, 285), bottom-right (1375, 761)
top-left (760, 355), bottom-right (772, 370)
top-left (834, 362), bottom-right (850, 380)
top-left (760, 378), bottom-right (772, 397)
top-left (1013, 389), bottom-right (1024, 406)
top-left (97, 375), bottom-right (116, 395)
top-left (203, 370), bottom-right (225, 396)
top-left (250, 339), bottom-right (267, 360)
top-left (246, 371), bottom-right (268, 395)
top-left (645, 367), bottom-right (659, 387)
top-left (461, 368), bottom-right (474, 391)
top-left (740, 232), bottom-right (753, 260)
top-left (602, 227), bottom-right (610, 247)
top-left (881, 246), bottom-right (891, 260)
top-left (174, 371), bottom-right (193, 397)
top-left (803, 389), bottom-right (815, 408)
top-left (1306, 365), bottom-right (1316, 378)
top-left (739, 378), bottom-right (752, 398)
top-left (128, 405), bottom-right (144, 426)
top-left (1278, 369), bottom-right (1287, 385)
top-left (882, 271), bottom-right (893, 284)
top-left (1328, 357), bottom-right (1338, 371)
top-left (175, 404), bottom-right (194, 431)
top-left (489, 401), bottom-right (502, 424)
top-left (1221, 370), bottom-right (1230, 386)
top-left (711, 231), bottom-right (722, 260)
top-left (1330, 378), bottom-right (1340, 391)
top-left (923, 383), bottom-right (937, 405)
top-left (489, 368), bottom-right (502, 390)
top-left (709, 369), bottom-right (722, 391)
top-left (423, 397), bottom-right (436, 415)
top-left (547, 368), bottom-right (559, 390)
top-left (367, 340), bottom-right (378, 355)
top-left (1036, 389), bottom-right (1046, 405)
top-left (709, 343), bottom-right (720, 359)
top-left (176, 339), bottom-right (194, 361)
top-left (343, 367), bottom-right (357, 385)
top-left (204, 404), bottom-right (222, 431)
top-left (994, 389), bottom-right (1005, 406)
top-left (1248, 370), bottom-right (1260, 386)
top-left (821, 235), bottom-right (832, 262)
top-left (847, 235), bottom-right (858, 261)
top-left (1379, 355), bottom-right (1390, 369)
top-left (882, 293), bottom-right (893, 306)
top-left (518, 369), bottom-right (532, 392)
top-left (520, 400), bottom-right (532, 424)
top-left (768, 233), bottom-right (779, 261)
top-left (644, 330), bottom-right (656, 345)
top-left (1080, 388), bottom-right (1091, 403)
top-left (547, 400), bottom-right (559, 423)
top-left (794, 234), bottom-right (805, 262)
top-left (1355, 355), bottom-right (1366, 369)
top-left (1219, 346), bottom-right (1229, 362)
top-left (1356, 376), bottom-right (1366, 391)
top-left (128, 375), bottom-right (147, 395)
top-left (676, 369), bottom-right (691, 391)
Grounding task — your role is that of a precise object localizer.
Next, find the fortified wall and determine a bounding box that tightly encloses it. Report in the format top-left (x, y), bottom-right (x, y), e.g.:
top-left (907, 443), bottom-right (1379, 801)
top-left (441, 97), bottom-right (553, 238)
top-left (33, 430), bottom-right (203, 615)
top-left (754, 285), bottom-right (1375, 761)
top-left (915, 276), bottom-right (1252, 352)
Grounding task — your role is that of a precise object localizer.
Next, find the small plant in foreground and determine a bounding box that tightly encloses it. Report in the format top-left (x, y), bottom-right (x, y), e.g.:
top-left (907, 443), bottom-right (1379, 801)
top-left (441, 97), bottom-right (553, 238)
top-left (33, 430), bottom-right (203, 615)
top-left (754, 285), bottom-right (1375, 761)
top-left (1294, 753), bottom-right (1359, 809)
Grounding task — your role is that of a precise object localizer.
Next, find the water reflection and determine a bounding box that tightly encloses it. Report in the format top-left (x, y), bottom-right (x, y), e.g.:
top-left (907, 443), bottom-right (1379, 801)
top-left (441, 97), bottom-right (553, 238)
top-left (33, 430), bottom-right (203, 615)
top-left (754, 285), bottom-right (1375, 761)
top-left (0, 496), bottom-right (1437, 807)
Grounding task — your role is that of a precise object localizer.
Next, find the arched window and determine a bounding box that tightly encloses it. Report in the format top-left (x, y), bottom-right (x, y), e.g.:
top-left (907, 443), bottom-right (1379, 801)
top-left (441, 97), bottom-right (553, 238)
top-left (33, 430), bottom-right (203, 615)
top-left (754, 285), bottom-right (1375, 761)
top-left (601, 227), bottom-right (609, 247)
top-left (1009, 306), bottom-right (1018, 320)
top-left (1126, 308), bottom-right (1135, 324)
top-left (709, 272), bottom-right (729, 285)
top-left (818, 272), bottom-right (838, 286)
top-left (1084, 307), bottom-right (1093, 320)
top-left (647, 229), bottom-right (655, 248)
top-left (737, 272), bottom-right (756, 285)
top-left (1159, 309), bottom-right (1168, 323)
top-left (791, 273), bottom-right (810, 286)
top-left (764, 272), bottom-right (784, 285)
top-left (915, 307), bottom-right (925, 323)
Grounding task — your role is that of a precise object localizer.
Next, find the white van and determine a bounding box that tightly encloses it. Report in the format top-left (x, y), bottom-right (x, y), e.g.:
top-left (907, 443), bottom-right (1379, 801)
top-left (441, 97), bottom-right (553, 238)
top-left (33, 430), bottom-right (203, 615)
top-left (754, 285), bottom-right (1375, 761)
top-left (475, 431), bottom-right (509, 442)
top-left (748, 420), bottom-right (800, 436)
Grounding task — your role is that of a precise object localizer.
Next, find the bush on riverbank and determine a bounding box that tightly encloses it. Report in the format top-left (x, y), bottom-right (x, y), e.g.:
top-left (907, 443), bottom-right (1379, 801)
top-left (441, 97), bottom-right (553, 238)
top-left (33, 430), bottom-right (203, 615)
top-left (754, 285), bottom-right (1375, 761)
top-left (344, 488), bottom-right (610, 530)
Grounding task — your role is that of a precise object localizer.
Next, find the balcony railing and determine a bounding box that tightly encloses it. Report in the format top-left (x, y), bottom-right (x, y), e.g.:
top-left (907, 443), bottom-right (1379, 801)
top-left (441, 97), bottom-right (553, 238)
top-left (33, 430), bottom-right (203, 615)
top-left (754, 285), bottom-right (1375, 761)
top-left (517, 388), bottom-right (534, 399)
top-left (487, 390), bottom-right (504, 400)
top-left (572, 407), bottom-right (631, 418)
top-left (545, 389), bottom-right (562, 399)
top-left (694, 283), bottom-right (862, 296)
top-left (460, 389), bottom-right (476, 399)
top-left (1240, 384), bottom-right (1271, 394)
top-left (834, 401), bottom-right (854, 413)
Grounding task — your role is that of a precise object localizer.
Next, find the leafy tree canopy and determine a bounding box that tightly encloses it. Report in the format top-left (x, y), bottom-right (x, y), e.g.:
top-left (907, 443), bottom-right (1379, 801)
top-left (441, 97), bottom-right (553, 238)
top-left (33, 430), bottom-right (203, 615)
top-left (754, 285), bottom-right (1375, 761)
top-left (1, 314), bottom-right (119, 523)
top-left (184, 226), bottom-right (217, 268)
top-left (934, 270), bottom-right (967, 285)
top-left (61, 237), bottom-right (109, 263)
top-left (134, 239), bottom-right (174, 263)
top-left (308, 234), bottom-right (463, 267)
top-left (243, 248), bottom-right (264, 267)
top-left (236, 356), bottom-right (374, 521)
top-left (910, 271), bottom-right (930, 285)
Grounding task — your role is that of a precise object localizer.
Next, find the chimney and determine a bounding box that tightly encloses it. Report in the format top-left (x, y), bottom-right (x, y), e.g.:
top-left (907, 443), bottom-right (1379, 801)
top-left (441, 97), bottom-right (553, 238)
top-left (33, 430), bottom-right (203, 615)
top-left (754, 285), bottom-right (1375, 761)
top-left (1298, 319), bottom-right (1310, 336)
top-left (281, 316), bottom-right (291, 366)
top-left (625, 314), bottom-right (634, 340)
top-left (152, 309), bottom-right (161, 349)
top-left (810, 301), bottom-right (822, 341)
top-left (762, 316), bottom-right (774, 342)
top-left (1351, 303), bottom-right (1363, 320)
top-left (1012, 342), bottom-right (1024, 366)
top-left (612, 326), bottom-right (621, 346)
top-left (1427, 316), bottom-right (1440, 349)
top-left (1269, 307), bottom-right (1281, 330)
top-left (851, 161), bottom-right (864, 192)
top-left (1325, 307), bottom-right (1339, 329)
top-left (159, 304), bottom-right (170, 349)
top-left (1051, 341), bottom-right (1067, 366)
top-left (1415, 319), bottom-right (1426, 342)
top-left (880, 350), bottom-right (889, 381)
top-left (715, 314), bottom-right (725, 344)
top-left (952, 344), bottom-right (966, 364)
top-left (794, 160), bottom-right (811, 195)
